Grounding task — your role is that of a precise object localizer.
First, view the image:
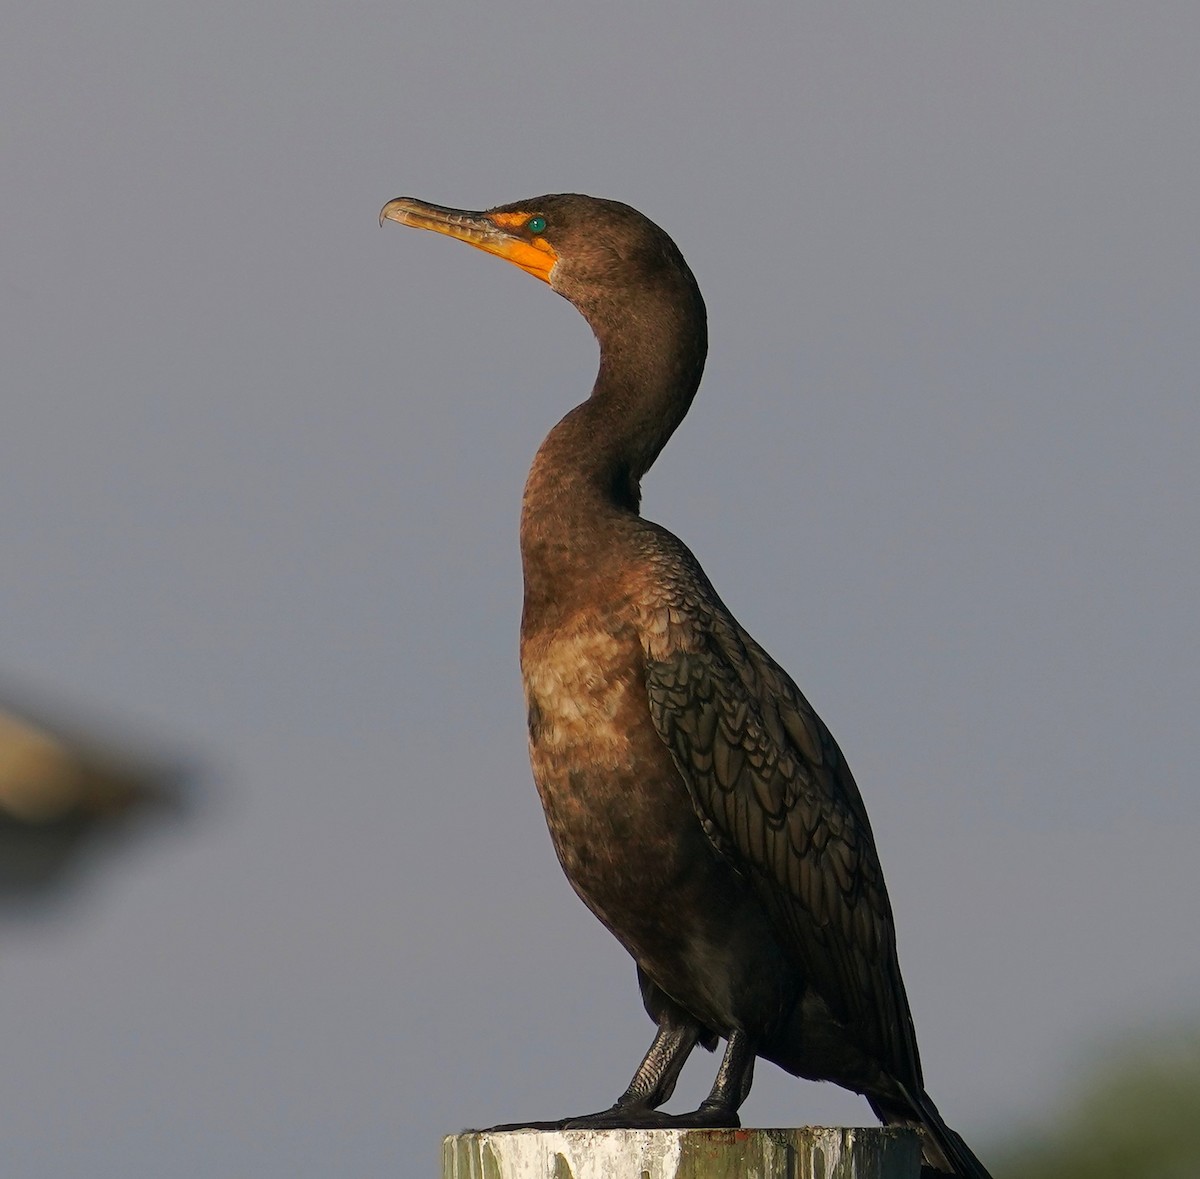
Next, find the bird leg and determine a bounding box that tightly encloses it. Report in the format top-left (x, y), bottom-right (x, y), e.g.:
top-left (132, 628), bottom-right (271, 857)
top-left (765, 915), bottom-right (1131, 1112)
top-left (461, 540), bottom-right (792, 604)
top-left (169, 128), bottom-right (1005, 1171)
top-left (486, 1018), bottom-right (703, 1131)
top-left (694, 1028), bottom-right (755, 1122)
top-left (610, 1018), bottom-right (702, 1111)
top-left (491, 1027), bottom-right (754, 1131)
top-left (567, 1028), bottom-right (754, 1129)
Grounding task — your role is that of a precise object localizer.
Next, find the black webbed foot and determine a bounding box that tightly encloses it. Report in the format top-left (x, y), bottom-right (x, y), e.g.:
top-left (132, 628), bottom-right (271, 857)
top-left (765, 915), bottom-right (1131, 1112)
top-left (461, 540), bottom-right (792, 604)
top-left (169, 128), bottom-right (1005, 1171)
top-left (563, 1101), bottom-right (740, 1130)
top-left (483, 1117), bottom-right (576, 1132)
top-left (484, 1101), bottom-right (739, 1132)
top-left (484, 1028), bottom-right (753, 1134)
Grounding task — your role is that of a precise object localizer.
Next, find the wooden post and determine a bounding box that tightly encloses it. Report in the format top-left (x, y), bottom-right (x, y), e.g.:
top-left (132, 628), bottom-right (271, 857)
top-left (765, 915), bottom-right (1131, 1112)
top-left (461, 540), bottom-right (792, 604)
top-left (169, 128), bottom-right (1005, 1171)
top-left (442, 1127), bottom-right (922, 1178)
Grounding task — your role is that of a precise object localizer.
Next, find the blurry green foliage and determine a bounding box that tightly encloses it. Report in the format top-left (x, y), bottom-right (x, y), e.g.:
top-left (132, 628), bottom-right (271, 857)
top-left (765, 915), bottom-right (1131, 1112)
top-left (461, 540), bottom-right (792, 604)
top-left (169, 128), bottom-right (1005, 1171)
top-left (994, 1026), bottom-right (1200, 1179)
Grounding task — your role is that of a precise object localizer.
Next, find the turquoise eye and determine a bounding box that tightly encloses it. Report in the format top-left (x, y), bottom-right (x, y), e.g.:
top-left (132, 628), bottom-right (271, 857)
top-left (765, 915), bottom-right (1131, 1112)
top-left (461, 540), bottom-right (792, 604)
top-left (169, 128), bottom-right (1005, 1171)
top-left (526, 215), bottom-right (547, 235)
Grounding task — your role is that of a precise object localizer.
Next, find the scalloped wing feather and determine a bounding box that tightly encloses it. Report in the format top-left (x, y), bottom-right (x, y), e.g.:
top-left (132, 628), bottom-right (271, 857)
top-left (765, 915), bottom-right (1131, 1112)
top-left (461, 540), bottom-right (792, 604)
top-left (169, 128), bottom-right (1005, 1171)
top-left (640, 571), bottom-right (922, 1082)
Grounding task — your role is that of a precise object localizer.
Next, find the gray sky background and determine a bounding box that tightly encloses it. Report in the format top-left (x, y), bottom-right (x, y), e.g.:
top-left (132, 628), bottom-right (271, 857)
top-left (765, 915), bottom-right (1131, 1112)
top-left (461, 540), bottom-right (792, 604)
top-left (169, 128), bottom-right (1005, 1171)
top-left (3, 3), bottom-right (1199, 1175)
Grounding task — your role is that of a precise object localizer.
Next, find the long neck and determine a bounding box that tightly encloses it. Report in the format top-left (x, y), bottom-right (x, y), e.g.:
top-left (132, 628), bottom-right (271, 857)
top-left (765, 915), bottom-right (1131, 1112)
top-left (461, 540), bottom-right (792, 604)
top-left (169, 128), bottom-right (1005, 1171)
top-left (518, 276), bottom-right (705, 626)
top-left (522, 276), bottom-right (707, 532)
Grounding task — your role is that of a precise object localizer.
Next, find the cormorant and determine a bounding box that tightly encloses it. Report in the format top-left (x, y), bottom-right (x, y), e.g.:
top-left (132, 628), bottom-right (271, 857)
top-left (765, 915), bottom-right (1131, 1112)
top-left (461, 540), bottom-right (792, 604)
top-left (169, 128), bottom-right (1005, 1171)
top-left (381, 193), bottom-right (994, 1178)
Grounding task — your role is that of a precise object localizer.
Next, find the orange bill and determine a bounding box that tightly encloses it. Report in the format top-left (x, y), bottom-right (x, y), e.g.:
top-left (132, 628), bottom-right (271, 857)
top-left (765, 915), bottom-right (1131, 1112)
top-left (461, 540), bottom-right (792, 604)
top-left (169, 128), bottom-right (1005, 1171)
top-left (380, 197), bottom-right (557, 284)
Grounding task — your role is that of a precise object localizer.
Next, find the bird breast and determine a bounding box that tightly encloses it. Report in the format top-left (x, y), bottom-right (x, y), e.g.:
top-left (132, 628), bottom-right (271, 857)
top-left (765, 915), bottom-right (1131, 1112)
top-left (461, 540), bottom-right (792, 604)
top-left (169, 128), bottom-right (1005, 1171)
top-left (522, 623), bottom-right (641, 768)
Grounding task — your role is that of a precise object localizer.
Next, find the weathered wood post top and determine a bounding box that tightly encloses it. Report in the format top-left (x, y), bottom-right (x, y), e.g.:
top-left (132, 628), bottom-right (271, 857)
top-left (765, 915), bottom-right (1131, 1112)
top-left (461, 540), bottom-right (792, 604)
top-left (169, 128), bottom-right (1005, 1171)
top-left (443, 1127), bottom-right (922, 1178)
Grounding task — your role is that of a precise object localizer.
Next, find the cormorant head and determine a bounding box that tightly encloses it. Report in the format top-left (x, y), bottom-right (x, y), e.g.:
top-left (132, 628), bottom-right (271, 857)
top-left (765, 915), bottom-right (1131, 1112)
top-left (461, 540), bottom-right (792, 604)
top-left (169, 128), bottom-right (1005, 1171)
top-left (380, 193), bottom-right (701, 324)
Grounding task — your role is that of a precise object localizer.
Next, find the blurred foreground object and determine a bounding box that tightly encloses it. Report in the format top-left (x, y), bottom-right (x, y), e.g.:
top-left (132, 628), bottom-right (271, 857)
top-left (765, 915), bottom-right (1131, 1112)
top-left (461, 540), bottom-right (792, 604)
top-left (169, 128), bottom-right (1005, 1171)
top-left (0, 697), bottom-right (193, 905)
top-left (995, 1026), bottom-right (1200, 1179)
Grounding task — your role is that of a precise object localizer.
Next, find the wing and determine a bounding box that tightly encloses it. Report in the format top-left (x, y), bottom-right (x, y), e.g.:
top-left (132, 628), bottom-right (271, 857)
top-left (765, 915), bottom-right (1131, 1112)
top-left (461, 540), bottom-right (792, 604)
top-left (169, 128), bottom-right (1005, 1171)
top-left (640, 554), bottom-right (922, 1082)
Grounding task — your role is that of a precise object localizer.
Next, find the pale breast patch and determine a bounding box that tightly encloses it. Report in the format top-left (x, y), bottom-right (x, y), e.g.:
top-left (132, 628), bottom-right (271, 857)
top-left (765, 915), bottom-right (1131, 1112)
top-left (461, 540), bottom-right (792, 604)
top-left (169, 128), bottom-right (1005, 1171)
top-left (523, 627), bottom-right (639, 764)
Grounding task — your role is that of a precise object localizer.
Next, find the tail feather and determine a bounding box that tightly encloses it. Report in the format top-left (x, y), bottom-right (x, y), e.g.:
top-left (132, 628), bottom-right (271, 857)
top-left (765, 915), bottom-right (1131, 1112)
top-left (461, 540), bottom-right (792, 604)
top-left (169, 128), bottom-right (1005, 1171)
top-left (868, 1086), bottom-right (993, 1179)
